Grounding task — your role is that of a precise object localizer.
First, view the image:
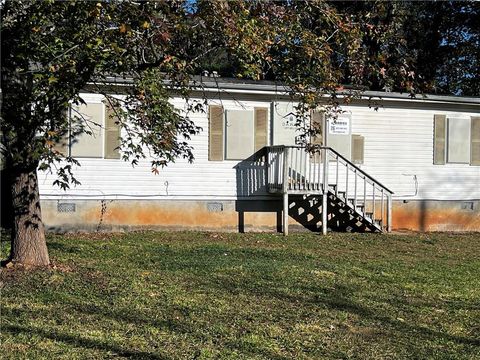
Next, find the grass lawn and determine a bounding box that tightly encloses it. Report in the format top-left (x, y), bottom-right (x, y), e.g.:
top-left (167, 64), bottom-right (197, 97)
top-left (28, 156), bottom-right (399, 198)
top-left (1, 231), bottom-right (479, 359)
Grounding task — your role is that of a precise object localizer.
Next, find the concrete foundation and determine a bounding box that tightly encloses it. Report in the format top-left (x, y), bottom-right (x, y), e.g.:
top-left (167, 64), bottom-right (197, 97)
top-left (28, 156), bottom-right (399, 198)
top-left (41, 199), bottom-right (287, 233)
top-left (35, 198), bottom-right (480, 233)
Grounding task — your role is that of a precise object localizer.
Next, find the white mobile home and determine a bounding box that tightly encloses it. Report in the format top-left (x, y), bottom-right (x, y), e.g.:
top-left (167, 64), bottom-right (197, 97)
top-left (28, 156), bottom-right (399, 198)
top-left (37, 79), bottom-right (480, 233)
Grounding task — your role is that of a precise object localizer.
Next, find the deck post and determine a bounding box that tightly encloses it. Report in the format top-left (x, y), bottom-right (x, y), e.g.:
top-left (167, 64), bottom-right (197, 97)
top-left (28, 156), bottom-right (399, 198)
top-left (322, 196), bottom-right (327, 235)
top-left (282, 147), bottom-right (290, 236)
top-left (387, 194), bottom-right (392, 232)
top-left (322, 147), bottom-right (329, 235)
top-left (283, 192), bottom-right (289, 236)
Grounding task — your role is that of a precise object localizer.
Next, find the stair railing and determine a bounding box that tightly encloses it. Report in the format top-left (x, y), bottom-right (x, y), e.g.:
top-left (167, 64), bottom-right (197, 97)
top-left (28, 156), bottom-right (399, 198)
top-left (266, 145), bottom-right (394, 232)
top-left (325, 147), bottom-right (393, 232)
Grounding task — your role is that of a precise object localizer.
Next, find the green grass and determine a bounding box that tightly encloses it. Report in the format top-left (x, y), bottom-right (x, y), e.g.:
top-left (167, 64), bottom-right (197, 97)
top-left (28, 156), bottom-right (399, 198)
top-left (1, 231), bottom-right (479, 359)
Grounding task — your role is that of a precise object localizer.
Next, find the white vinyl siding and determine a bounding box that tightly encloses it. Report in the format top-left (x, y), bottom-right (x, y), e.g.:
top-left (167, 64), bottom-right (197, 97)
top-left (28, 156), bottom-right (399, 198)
top-left (350, 107), bottom-right (480, 200)
top-left (38, 93), bottom-right (480, 202)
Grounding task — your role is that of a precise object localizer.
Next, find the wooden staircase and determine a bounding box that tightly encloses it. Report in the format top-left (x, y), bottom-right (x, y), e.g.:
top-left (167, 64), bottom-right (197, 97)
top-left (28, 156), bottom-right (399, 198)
top-left (265, 146), bottom-right (393, 235)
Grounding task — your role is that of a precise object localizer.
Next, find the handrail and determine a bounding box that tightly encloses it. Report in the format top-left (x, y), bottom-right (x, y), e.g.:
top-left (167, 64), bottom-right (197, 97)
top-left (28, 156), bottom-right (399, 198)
top-left (322, 146), bottom-right (394, 194)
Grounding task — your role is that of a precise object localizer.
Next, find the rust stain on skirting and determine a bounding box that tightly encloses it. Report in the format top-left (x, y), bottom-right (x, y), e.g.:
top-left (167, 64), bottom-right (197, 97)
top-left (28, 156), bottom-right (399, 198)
top-left (42, 200), bottom-right (480, 232)
top-left (82, 202), bottom-right (278, 228)
top-left (393, 206), bottom-right (480, 231)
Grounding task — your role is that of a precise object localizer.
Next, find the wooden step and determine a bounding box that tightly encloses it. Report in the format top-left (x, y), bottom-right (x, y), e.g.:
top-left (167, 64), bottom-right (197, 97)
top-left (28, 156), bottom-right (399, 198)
top-left (345, 198), bottom-right (365, 209)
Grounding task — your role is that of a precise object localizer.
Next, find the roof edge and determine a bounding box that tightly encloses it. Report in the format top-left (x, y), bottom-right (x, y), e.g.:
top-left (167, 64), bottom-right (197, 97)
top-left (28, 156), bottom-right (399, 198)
top-left (100, 76), bottom-right (480, 106)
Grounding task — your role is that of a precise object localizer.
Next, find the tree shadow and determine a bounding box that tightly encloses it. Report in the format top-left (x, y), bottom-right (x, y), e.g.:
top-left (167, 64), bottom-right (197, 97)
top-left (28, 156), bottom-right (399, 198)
top-left (47, 242), bottom-right (82, 254)
top-left (58, 299), bottom-right (294, 360)
top-left (0, 167), bottom-right (13, 230)
top-left (2, 323), bottom-right (168, 359)
top-left (198, 270), bottom-right (480, 352)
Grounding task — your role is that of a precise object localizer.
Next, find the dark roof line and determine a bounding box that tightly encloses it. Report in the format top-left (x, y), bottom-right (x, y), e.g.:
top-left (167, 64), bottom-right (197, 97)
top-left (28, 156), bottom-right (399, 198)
top-left (100, 76), bottom-right (480, 105)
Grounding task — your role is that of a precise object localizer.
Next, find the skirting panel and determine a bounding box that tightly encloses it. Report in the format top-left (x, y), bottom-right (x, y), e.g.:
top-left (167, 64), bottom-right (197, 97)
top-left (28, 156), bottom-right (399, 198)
top-left (37, 198), bottom-right (480, 233)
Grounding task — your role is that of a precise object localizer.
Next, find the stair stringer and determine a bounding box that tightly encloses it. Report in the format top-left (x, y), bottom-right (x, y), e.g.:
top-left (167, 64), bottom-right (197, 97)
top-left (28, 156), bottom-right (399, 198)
top-left (285, 192), bottom-right (382, 233)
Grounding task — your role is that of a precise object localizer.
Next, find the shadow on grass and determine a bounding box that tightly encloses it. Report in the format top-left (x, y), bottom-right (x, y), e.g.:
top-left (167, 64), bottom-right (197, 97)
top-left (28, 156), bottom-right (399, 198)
top-left (215, 276), bottom-right (480, 350)
top-left (3, 323), bottom-right (167, 360)
top-left (5, 240), bottom-right (478, 358)
top-left (47, 241), bottom-right (82, 254)
top-left (71, 246), bottom-right (480, 355)
top-left (62, 277), bottom-right (479, 358)
top-left (64, 300), bottom-right (293, 360)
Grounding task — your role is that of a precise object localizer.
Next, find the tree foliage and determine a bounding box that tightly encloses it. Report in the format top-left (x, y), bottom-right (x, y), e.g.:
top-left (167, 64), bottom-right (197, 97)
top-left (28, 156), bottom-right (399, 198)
top-left (1, 0), bottom-right (207, 266)
top-left (200, 1), bottom-right (480, 96)
top-left (1, 1), bottom-right (205, 185)
top-left (404, 0), bottom-right (479, 96)
top-left (1, 0), bottom-right (421, 266)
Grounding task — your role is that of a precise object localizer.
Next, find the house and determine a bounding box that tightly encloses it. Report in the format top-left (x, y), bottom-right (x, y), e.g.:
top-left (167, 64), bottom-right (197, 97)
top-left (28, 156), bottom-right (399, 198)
top-left (38, 78), bottom-right (480, 233)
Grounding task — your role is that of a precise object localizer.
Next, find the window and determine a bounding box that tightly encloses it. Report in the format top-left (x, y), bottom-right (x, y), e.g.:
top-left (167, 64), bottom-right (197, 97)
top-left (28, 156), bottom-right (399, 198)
top-left (447, 117), bottom-right (470, 163)
top-left (71, 103), bottom-right (104, 158)
top-left (434, 115), bottom-right (480, 165)
top-left (225, 110), bottom-right (254, 160)
top-left (208, 105), bottom-right (268, 161)
top-left (55, 101), bottom-right (121, 159)
top-left (351, 134), bottom-right (365, 164)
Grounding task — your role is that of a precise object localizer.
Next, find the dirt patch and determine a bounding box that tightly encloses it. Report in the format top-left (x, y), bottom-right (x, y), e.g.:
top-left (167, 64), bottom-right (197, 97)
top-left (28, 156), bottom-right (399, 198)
top-left (0, 262), bottom-right (39, 284)
top-left (50, 260), bottom-right (75, 273)
top-left (0, 259), bottom-right (75, 285)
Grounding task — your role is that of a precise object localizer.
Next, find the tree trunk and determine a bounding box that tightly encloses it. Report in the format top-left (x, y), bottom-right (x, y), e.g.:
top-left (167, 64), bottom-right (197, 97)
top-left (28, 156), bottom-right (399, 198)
top-left (9, 166), bottom-right (50, 267)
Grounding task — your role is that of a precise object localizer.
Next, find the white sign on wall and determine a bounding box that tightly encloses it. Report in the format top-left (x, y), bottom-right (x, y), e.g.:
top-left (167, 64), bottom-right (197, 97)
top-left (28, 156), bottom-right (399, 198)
top-left (273, 102), bottom-right (301, 146)
top-left (281, 112), bottom-right (297, 129)
top-left (327, 114), bottom-right (352, 160)
top-left (329, 117), bottom-right (350, 135)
